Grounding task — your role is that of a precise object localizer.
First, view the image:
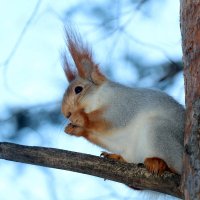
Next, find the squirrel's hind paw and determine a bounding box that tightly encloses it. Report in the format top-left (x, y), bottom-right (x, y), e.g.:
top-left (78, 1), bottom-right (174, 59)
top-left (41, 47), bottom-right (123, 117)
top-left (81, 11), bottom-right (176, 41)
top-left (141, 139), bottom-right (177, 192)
top-left (144, 157), bottom-right (168, 174)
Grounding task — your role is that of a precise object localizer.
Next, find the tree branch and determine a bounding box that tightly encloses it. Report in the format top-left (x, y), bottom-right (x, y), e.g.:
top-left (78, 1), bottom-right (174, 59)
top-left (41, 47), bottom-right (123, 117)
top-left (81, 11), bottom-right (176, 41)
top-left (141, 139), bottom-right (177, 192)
top-left (0, 142), bottom-right (182, 198)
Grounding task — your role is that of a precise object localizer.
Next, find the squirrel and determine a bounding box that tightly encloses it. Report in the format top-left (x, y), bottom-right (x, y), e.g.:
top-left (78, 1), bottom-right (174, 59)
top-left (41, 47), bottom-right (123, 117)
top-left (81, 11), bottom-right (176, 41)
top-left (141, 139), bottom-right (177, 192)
top-left (61, 29), bottom-right (185, 175)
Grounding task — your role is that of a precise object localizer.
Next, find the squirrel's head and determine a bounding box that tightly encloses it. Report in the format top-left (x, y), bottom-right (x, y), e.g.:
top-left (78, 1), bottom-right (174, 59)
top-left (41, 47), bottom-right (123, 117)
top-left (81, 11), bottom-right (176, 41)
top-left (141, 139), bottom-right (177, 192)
top-left (61, 29), bottom-right (107, 118)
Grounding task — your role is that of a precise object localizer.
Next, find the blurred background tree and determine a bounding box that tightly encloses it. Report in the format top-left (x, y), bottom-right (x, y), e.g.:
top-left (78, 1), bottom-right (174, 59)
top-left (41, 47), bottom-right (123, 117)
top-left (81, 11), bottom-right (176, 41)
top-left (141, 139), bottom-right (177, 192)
top-left (0, 0), bottom-right (183, 199)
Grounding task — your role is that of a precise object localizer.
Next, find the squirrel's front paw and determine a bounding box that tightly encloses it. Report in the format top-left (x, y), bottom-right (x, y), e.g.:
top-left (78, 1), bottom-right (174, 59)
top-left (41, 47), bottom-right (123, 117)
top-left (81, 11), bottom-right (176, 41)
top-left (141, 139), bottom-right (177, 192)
top-left (65, 123), bottom-right (86, 137)
top-left (100, 152), bottom-right (126, 162)
top-left (69, 110), bottom-right (88, 127)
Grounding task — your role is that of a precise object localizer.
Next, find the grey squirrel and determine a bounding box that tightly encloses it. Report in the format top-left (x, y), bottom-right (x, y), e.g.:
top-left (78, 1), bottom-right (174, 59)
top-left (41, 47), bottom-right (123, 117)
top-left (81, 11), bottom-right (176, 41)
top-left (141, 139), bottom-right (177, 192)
top-left (61, 30), bottom-right (185, 175)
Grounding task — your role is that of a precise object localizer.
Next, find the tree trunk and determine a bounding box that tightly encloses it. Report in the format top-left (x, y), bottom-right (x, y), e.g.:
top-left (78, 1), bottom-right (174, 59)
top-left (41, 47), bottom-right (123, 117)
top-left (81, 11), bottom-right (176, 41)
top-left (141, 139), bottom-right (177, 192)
top-left (180, 1), bottom-right (200, 199)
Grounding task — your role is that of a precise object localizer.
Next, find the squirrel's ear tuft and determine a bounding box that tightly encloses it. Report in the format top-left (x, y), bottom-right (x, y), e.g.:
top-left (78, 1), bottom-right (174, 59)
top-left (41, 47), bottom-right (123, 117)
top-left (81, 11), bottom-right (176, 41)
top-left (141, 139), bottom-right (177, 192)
top-left (65, 28), bottom-right (106, 85)
top-left (61, 52), bottom-right (76, 82)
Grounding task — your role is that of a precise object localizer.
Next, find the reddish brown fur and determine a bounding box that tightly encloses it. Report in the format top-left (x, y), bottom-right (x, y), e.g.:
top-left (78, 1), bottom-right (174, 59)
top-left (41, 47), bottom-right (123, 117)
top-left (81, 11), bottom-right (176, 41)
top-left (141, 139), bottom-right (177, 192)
top-left (64, 105), bottom-right (112, 146)
top-left (144, 157), bottom-right (167, 174)
top-left (63, 29), bottom-right (106, 84)
top-left (101, 152), bottom-right (126, 162)
top-left (65, 123), bottom-right (88, 137)
top-left (91, 66), bottom-right (106, 84)
top-left (86, 107), bottom-right (111, 131)
top-left (68, 106), bottom-right (111, 131)
top-left (62, 53), bottom-right (76, 82)
top-left (144, 157), bottom-right (177, 174)
top-left (65, 123), bottom-right (104, 146)
top-left (66, 30), bottom-right (93, 78)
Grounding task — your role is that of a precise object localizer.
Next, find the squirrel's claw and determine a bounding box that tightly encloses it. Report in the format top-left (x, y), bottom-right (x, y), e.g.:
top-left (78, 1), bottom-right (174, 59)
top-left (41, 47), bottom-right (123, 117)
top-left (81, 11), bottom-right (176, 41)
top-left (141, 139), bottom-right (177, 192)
top-left (100, 151), bottom-right (126, 162)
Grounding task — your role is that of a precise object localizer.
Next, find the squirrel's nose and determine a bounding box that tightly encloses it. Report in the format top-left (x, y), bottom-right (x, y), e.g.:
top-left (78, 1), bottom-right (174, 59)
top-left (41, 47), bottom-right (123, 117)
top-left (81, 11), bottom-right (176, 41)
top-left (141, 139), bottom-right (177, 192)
top-left (66, 112), bottom-right (71, 118)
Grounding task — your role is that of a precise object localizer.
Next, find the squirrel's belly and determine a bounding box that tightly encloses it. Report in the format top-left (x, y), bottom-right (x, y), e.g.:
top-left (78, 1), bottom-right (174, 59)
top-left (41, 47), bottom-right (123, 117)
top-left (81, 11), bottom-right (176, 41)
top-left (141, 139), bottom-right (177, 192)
top-left (121, 124), bottom-right (156, 164)
top-left (100, 111), bottom-right (164, 164)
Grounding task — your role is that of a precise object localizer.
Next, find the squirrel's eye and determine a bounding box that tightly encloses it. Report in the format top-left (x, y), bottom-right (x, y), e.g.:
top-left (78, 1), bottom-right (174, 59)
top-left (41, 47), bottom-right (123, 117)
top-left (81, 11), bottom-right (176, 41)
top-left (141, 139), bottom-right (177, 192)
top-left (74, 86), bottom-right (83, 94)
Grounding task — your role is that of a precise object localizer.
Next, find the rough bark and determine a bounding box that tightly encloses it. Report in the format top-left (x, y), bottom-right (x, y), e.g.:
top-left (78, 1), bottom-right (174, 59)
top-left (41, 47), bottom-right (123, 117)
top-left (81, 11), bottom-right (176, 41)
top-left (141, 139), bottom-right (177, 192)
top-left (0, 142), bottom-right (182, 198)
top-left (180, 1), bottom-right (200, 199)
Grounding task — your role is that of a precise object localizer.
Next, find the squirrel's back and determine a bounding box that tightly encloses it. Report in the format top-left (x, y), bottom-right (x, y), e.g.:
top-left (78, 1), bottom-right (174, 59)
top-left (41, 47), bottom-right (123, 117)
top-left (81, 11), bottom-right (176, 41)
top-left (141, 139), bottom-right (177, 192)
top-left (100, 81), bottom-right (184, 129)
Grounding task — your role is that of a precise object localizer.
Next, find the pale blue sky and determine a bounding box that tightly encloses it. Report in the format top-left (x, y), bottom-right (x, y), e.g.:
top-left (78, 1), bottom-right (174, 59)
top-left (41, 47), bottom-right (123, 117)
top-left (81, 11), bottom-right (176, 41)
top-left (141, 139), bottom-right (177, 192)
top-left (0, 0), bottom-right (183, 199)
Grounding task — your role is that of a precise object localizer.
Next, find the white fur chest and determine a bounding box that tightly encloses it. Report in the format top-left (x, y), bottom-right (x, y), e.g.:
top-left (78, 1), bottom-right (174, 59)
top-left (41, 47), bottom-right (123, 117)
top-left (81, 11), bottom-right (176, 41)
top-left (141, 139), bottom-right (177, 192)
top-left (84, 83), bottom-right (110, 113)
top-left (96, 111), bottom-right (162, 164)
